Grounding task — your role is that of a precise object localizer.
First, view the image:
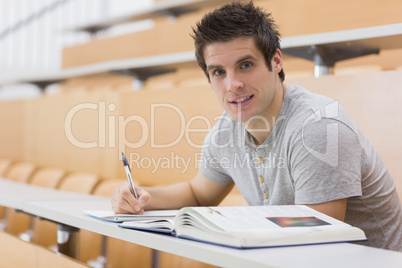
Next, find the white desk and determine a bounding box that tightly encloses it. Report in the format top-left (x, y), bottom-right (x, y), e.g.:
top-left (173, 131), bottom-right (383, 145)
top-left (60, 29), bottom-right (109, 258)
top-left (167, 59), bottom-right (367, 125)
top-left (0, 50), bottom-right (196, 86)
top-left (0, 177), bottom-right (106, 257)
top-left (1, 178), bottom-right (402, 268)
top-left (281, 23), bottom-right (402, 77)
top-left (64, 0), bottom-right (234, 34)
top-left (0, 178), bottom-right (104, 210)
top-left (2, 24), bottom-right (401, 86)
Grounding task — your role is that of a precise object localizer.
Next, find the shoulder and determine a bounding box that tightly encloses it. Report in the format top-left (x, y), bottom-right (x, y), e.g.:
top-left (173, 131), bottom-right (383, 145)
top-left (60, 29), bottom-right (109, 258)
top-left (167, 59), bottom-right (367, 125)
top-left (283, 85), bottom-right (359, 135)
top-left (284, 85), bottom-right (339, 120)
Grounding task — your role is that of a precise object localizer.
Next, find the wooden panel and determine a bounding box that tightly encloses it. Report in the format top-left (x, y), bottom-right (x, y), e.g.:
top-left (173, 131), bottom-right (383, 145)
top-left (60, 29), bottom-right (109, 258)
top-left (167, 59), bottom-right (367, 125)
top-left (59, 73), bottom-right (134, 92)
top-left (24, 95), bottom-right (72, 169)
top-left (5, 209), bottom-right (30, 236)
top-left (120, 86), bottom-right (223, 186)
top-left (0, 231), bottom-right (89, 268)
top-left (159, 252), bottom-right (214, 268)
top-left (62, 0), bottom-right (402, 68)
top-left (24, 90), bottom-right (121, 179)
top-left (62, 12), bottom-right (202, 68)
top-left (256, 0), bottom-right (402, 36)
top-left (290, 70), bottom-right (402, 200)
top-left (143, 64), bottom-right (206, 90)
top-left (0, 100), bottom-right (26, 160)
top-left (63, 92), bottom-right (107, 175)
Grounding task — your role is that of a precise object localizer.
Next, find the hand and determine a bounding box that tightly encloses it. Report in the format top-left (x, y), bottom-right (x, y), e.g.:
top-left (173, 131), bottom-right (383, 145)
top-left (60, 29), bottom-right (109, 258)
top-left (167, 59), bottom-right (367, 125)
top-left (111, 182), bottom-right (151, 214)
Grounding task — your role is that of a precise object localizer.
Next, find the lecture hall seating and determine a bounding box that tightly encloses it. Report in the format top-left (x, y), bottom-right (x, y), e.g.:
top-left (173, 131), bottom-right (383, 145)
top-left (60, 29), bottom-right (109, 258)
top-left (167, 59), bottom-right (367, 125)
top-left (32, 172), bottom-right (99, 252)
top-left (0, 231), bottom-right (90, 268)
top-left (86, 179), bottom-right (152, 268)
top-left (0, 0), bottom-right (401, 267)
top-left (3, 162), bottom-right (37, 235)
top-left (0, 158), bottom-right (12, 229)
top-left (17, 167), bottom-right (66, 242)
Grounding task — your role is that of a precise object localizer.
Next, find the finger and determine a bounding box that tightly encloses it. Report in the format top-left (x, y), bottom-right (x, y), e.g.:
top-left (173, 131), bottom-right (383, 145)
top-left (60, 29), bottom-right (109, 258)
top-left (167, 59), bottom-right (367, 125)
top-left (119, 183), bottom-right (135, 202)
top-left (112, 186), bottom-right (138, 214)
top-left (111, 193), bottom-right (131, 214)
top-left (111, 188), bottom-right (129, 214)
top-left (137, 187), bottom-right (151, 208)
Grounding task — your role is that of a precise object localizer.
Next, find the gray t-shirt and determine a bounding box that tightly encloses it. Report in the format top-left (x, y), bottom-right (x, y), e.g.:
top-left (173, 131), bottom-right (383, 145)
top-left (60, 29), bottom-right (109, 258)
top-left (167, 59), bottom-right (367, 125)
top-left (199, 85), bottom-right (402, 251)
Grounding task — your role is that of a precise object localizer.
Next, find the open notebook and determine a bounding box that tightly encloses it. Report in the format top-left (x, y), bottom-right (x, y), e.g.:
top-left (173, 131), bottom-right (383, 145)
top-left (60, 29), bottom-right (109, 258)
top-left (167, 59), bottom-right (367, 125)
top-left (85, 209), bottom-right (178, 223)
top-left (87, 205), bottom-right (367, 249)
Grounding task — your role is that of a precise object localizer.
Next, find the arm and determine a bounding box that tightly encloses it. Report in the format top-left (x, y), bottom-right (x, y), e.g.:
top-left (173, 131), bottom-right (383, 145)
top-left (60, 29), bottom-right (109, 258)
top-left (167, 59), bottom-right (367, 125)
top-left (111, 171), bottom-right (233, 214)
top-left (291, 119), bottom-right (362, 222)
top-left (304, 198), bottom-right (347, 221)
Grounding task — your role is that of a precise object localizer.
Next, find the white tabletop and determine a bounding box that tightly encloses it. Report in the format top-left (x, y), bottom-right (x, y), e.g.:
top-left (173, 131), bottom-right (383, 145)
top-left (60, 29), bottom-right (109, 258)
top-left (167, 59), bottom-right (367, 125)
top-left (2, 23), bottom-right (401, 86)
top-left (0, 178), bottom-right (103, 210)
top-left (24, 197), bottom-right (402, 268)
top-left (1, 178), bottom-right (402, 268)
top-left (281, 23), bottom-right (402, 50)
top-left (65, 0), bottom-right (234, 33)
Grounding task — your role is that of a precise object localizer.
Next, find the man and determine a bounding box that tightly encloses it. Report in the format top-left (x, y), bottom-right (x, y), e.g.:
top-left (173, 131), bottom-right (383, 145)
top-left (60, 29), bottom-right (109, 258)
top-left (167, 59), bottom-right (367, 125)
top-left (112, 2), bottom-right (402, 251)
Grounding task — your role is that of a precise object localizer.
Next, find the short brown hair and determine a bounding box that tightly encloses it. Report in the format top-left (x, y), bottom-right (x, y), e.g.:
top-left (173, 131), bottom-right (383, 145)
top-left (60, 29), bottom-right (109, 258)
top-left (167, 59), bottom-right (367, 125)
top-left (191, 1), bottom-right (285, 82)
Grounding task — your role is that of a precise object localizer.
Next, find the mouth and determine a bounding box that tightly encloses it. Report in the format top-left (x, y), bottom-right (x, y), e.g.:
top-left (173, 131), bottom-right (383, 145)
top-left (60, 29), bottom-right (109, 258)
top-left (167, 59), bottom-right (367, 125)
top-left (229, 95), bottom-right (253, 104)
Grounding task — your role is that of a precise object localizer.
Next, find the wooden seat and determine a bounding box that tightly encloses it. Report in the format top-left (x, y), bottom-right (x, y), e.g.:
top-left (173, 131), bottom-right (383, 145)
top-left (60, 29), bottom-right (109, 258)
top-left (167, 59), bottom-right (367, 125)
top-left (3, 162), bottom-right (37, 235)
top-left (11, 167), bottom-right (66, 240)
top-left (32, 172), bottom-right (99, 249)
top-left (92, 179), bottom-right (125, 196)
top-left (0, 158), bottom-right (12, 177)
top-left (0, 231), bottom-right (90, 268)
top-left (0, 158), bottom-right (12, 229)
top-left (58, 172), bottom-right (98, 193)
top-left (29, 167), bottom-right (66, 188)
top-left (5, 162), bottom-right (36, 183)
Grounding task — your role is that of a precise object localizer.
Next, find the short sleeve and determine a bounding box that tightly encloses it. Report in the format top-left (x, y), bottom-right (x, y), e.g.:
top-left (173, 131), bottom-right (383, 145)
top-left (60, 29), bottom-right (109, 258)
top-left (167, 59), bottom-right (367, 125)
top-left (198, 127), bottom-right (234, 185)
top-left (289, 118), bottom-right (364, 204)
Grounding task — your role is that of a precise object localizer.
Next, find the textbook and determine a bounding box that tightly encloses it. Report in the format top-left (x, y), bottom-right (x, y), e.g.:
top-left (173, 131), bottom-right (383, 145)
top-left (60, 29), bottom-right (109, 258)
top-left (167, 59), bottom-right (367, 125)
top-left (117, 205), bottom-right (367, 249)
top-left (85, 209), bottom-right (178, 223)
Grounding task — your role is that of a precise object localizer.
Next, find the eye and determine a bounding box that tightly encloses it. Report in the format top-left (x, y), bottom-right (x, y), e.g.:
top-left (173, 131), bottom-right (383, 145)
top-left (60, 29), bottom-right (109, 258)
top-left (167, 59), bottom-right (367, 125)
top-left (213, 69), bottom-right (225, 76)
top-left (241, 62), bottom-right (252, 69)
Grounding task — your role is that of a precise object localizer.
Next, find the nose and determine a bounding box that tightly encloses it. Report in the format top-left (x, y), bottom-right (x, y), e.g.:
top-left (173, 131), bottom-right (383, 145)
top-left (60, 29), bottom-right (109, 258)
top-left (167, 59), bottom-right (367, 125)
top-left (225, 72), bottom-right (244, 92)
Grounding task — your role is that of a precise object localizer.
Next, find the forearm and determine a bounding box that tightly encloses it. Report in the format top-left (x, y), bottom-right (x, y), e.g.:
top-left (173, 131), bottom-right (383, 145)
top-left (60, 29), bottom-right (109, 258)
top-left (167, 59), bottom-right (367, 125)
top-left (143, 182), bottom-right (200, 210)
top-left (111, 172), bottom-right (234, 214)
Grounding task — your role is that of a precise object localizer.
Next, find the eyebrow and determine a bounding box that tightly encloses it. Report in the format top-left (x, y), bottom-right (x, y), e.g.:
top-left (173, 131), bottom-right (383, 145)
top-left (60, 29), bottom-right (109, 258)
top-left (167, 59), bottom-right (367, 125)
top-left (236, 55), bottom-right (258, 64)
top-left (206, 64), bottom-right (222, 72)
top-left (206, 54), bottom-right (258, 72)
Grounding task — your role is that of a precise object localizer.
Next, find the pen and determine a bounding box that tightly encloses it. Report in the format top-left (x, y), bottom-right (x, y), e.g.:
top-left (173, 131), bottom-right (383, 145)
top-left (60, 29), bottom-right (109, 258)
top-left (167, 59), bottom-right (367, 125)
top-left (121, 152), bottom-right (138, 199)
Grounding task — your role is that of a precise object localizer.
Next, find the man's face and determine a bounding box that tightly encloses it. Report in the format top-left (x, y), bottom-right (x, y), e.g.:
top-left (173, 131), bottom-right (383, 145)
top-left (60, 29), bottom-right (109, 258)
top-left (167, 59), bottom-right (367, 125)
top-left (204, 37), bottom-right (283, 125)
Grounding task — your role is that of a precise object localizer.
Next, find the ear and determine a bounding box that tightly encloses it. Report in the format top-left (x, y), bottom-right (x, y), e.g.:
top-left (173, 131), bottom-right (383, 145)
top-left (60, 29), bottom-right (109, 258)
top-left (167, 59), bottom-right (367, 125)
top-left (272, 49), bottom-right (283, 74)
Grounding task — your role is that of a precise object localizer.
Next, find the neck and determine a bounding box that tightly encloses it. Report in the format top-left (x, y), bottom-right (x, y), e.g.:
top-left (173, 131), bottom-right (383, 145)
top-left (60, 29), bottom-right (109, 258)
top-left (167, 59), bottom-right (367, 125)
top-left (246, 84), bottom-right (286, 146)
top-left (247, 116), bottom-right (277, 146)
